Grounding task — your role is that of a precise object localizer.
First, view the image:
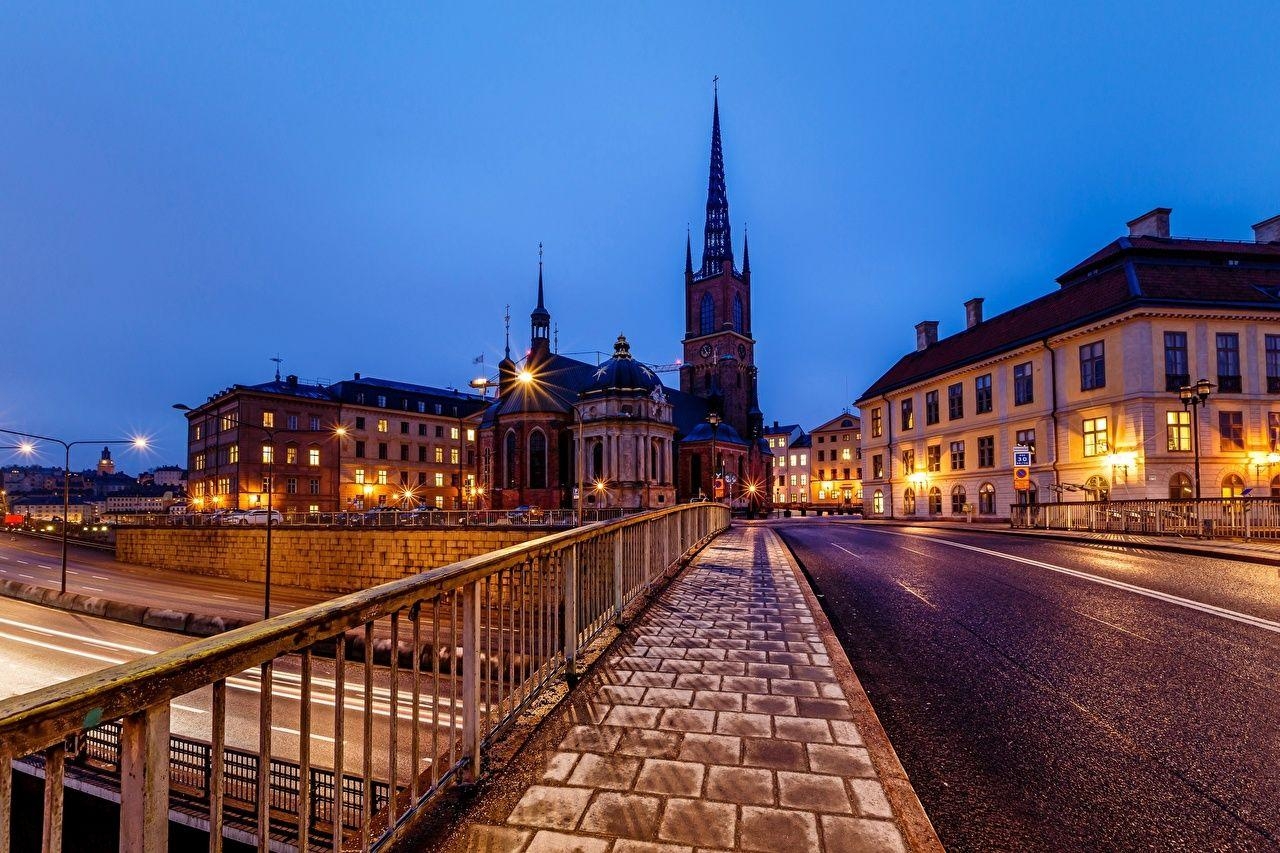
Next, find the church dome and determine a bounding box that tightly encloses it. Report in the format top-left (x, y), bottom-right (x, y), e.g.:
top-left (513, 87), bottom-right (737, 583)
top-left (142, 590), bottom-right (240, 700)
top-left (582, 334), bottom-right (663, 397)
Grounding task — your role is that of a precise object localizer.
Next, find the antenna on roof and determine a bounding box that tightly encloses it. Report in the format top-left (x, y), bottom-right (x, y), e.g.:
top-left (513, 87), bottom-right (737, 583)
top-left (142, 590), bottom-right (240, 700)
top-left (270, 355), bottom-right (283, 382)
top-left (504, 305), bottom-right (511, 358)
top-left (554, 323), bottom-right (559, 353)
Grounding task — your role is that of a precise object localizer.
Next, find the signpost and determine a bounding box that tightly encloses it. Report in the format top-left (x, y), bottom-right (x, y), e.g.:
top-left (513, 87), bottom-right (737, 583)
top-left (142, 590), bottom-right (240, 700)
top-left (1012, 444), bottom-right (1031, 491)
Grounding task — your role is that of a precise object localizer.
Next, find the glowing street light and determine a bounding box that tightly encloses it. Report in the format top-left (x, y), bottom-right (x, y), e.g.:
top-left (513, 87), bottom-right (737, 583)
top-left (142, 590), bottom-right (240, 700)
top-left (0, 427), bottom-right (150, 594)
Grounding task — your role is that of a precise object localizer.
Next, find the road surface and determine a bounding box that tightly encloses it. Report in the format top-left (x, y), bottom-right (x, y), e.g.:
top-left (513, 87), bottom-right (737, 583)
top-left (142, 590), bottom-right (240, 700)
top-left (775, 520), bottom-right (1280, 852)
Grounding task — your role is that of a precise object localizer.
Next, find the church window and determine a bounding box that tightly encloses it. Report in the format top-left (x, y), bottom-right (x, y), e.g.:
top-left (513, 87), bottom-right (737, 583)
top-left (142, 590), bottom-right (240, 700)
top-left (732, 294), bottom-right (744, 333)
top-left (700, 293), bottom-right (715, 335)
top-left (504, 431), bottom-right (517, 488)
top-left (592, 442), bottom-right (605, 479)
top-left (529, 430), bottom-right (547, 489)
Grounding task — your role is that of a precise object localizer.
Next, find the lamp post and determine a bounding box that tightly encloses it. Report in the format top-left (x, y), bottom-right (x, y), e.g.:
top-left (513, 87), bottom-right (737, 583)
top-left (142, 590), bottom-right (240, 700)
top-left (707, 412), bottom-right (720, 501)
top-left (1178, 379), bottom-right (1214, 499)
top-left (515, 367), bottom-right (588, 526)
top-left (174, 404), bottom-right (278, 620)
top-left (0, 428), bottom-right (148, 594)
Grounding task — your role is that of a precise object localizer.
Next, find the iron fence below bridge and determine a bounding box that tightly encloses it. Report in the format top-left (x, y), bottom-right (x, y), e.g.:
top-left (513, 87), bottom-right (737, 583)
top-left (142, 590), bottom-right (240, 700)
top-left (1011, 496), bottom-right (1280, 540)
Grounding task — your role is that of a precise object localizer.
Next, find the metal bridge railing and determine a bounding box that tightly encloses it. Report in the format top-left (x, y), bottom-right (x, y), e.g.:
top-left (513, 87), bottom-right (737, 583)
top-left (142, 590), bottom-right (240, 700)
top-left (0, 502), bottom-right (730, 852)
top-left (1009, 496), bottom-right (1280, 540)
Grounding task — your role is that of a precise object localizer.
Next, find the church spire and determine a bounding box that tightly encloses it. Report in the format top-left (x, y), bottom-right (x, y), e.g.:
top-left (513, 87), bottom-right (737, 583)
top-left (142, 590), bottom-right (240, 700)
top-left (742, 226), bottom-right (750, 276)
top-left (530, 243), bottom-right (551, 354)
top-left (700, 79), bottom-right (733, 278)
top-left (685, 227), bottom-right (694, 277)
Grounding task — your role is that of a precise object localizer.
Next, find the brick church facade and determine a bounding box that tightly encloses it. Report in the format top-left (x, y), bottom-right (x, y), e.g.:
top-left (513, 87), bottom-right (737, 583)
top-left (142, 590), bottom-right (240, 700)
top-left (477, 90), bottom-right (772, 512)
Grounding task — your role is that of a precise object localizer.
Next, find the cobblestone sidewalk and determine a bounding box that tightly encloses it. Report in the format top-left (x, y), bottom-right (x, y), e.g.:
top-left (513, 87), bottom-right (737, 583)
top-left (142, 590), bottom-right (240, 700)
top-left (465, 524), bottom-right (915, 853)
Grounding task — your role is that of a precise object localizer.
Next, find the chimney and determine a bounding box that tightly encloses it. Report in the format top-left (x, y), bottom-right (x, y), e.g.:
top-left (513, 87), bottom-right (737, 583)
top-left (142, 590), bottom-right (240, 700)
top-left (915, 321), bottom-right (939, 352)
top-left (1127, 207), bottom-right (1171, 238)
top-left (1253, 214), bottom-right (1280, 243)
top-left (964, 298), bottom-right (984, 329)
top-left (354, 372), bottom-right (361, 380)
top-left (286, 374), bottom-right (298, 387)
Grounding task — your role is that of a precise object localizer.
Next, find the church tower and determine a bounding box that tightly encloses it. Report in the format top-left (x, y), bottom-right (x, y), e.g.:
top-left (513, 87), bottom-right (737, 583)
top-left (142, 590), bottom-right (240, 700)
top-left (680, 87), bottom-right (761, 441)
top-left (529, 246), bottom-right (552, 362)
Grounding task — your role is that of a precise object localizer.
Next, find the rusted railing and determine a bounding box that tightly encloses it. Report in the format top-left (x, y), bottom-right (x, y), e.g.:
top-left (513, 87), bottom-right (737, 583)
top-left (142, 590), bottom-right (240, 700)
top-left (1010, 496), bottom-right (1280, 540)
top-left (0, 502), bottom-right (729, 852)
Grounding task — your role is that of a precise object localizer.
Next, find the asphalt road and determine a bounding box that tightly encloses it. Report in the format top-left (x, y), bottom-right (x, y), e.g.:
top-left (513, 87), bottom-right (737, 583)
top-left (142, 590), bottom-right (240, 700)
top-left (0, 532), bottom-right (325, 620)
top-left (775, 520), bottom-right (1280, 853)
top-left (0, 595), bottom-right (464, 783)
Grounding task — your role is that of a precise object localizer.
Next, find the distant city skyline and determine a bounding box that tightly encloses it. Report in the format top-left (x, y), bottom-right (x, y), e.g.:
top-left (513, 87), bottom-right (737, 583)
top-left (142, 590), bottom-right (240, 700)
top-left (3, 4), bottom-right (1277, 468)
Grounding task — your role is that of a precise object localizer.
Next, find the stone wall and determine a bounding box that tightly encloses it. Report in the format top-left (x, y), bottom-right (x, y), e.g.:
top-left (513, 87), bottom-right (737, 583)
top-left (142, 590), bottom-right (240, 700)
top-left (116, 527), bottom-right (546, 594)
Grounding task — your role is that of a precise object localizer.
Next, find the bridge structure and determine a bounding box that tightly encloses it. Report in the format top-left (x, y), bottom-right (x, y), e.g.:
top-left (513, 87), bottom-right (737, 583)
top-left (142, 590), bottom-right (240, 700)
top-left (0, 502), bottom-right (729, 852)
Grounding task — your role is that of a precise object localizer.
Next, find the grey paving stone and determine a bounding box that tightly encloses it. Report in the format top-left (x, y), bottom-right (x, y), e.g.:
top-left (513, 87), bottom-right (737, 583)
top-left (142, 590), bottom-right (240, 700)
top-left (643, 687), bottom-right (695, 708)
top-left (658, 708), bottom-right (715, 733)
top-left (656, 798), bottom-right (736, 848)
top-left (568, 752), bottom-right (642, 790)
top-left (540, 751), bottom-right (579, 782)
top-left (807, 743), bottom-right (877, 777)
top-left (616, 727), bottom-right (682, 758)
top-left (466, 824), bottom-right (530, 853)
top-left (773, 717), bottom-right (832, 743)
top-left (633, 758), bottom-right (705, 797)
top-left (741, 737), bottom-right (807, 771)
top-left (692, 690), bottom-right (743, 711)
top-left (612, 841), bottom-right (693, 853)
top-left (579, 791), bottom-right (662, 838)
top-left (715, 711), bottom-right (772, 738)
top-left (745, 693), bottom-right (797, 716)
top-left (849, 779), bottom-right (896, 819)
top-left (705, 765), bottom-right (774, 805)
top-left (559, 724), bottom-right (624, 753)
top-left (677, 732), bottom-right (741, 764)
top-left (524, 829), bottom-right (611, 853)
top-left (739, 806), bottom-right (819, 853)
top-left (777, 770), bottom-right (853, 813)
top-left (506, 785), bottom-right (593, 830)
top-left (604, 704), bottom-right (664, 728)
top-left (819, 815), bottom-right (908, 853)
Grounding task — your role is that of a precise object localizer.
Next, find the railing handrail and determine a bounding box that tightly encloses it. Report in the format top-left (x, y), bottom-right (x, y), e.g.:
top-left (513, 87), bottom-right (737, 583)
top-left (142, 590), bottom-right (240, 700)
top-left (0, 502), bottom-right (720, 760)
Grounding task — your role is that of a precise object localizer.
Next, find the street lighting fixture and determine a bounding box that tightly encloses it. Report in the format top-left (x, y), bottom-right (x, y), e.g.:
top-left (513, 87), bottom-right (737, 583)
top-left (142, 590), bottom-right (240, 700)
top-left (1178, 379), bottom-right (1214, 499)
top-left (512, 366), bottom-right (588, 525)
top-left (0, 427), bottom-right (149, 594)
top-left (707, 412), bottom-right (721, 501)
top-left (175, 403), bottom-right (278, 620)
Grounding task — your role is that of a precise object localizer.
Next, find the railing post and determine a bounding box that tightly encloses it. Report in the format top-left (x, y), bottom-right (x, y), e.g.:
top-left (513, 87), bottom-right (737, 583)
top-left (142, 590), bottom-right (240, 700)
top-left (564, 545), bottom-right (579, 683)
top-left (643, 522), bottom-right (652, 584)
top-left (120, 703), bottom-right (171, 853)
top-left (0, 749), bottom-right (10, 853)
top-left (461, 580), bottom-right (482, 783)
top-left (613, 529), bottom-right (625, 625)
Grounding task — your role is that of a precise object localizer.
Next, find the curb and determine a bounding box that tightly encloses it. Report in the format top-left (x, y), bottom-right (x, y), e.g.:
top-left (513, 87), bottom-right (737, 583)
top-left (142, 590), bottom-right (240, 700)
top-left (0, 578), bottom-right (255, 637)
top-left (839, 518), bottom-right (1280, 568)
top-left (768, 527), bottom-right (945, 853)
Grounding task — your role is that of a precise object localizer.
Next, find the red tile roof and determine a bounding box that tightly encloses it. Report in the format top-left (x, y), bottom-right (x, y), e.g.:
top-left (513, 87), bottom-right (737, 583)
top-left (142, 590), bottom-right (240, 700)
top-left (858, 237), bottom-right (1280, 404)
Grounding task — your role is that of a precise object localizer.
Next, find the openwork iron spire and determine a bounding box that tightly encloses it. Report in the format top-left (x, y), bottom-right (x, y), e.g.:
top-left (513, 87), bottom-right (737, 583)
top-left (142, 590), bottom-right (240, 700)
top-left (700, 82), bottom-right (733, 278)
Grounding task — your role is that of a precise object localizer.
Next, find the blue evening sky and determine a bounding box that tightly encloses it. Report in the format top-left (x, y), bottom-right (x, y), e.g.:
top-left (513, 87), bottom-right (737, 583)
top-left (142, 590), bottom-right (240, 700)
top-left (2, 3), bottom-right (1277, 470)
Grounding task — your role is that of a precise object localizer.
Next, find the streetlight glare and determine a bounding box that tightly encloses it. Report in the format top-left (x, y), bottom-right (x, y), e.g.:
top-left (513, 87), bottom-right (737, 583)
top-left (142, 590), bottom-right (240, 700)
top-left (517, 369), bottom-right (534, 384)
top-left (131, 435), bottom-right (150, 450)
top-left (18, 441), bottom-right (36, 455)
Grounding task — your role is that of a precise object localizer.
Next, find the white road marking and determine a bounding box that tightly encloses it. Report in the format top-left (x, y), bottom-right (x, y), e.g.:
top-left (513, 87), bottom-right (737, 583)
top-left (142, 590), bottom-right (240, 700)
top-left (0, 555), bottom-right (9, 560)
top-left (0, 617), bottom-right (160, 655)
top-left (17, 574), bottom-right (33, 579)
top-left (271, 725), bottom-right (336, 743)
top-left (896, 581), bottom-right (937, 608)
top-left (91, 575), bottom-right (108, 581)
top-left (210, 593), bottom-right (238, 600)
top-left (16, 560), bottom-right (28, 565)
top-left (37, 564), bottom-right (52, 570)
top-left (871, 529), bottom-right (1280, 635)
top-left (171, 703), bottom-right (208, 715)
top-left (83, 586), bottom-right (103, 592)
top-left (830, 543), bottom-right (861, 558)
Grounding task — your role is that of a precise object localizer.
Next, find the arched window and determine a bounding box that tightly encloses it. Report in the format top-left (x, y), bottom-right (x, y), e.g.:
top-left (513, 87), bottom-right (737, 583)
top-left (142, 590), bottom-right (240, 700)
top-left (1170, 473), bottom-right (1193, 500)
top-left (902, 488), bottom-right (916, 515)
top-left (700, 292), bottom-right (715, 335)
top-left (592, 442), bottom-right (604, 480)
top-left (872, 489), bottom-right (884, 515)
top-left (1015, 482), bottom-right (1039, 505)
top-left (951, 485), bottom-right (967, 514)
top-left (732, 293), bottom-right (744, 333)
top-left (1084, 475), bottom-right (1109, 502)
top-left (1222, 473), bottom-right (1245, 498)
top-left (979, 483), bottom-right (996, 515)
top-left (928, 487), bottom-right (942, 515)
top-left (504, 431), bottom-right (517, 488)
top-left (1271, 474), bottom-right (1280, 498)
top-left (528, 430), bottom-right (547, 489)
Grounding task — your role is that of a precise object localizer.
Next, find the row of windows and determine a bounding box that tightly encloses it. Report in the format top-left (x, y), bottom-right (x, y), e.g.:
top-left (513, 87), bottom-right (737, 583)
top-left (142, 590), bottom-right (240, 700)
top-left (351, 392), bottom-right (465, 416)
top-left (353, 467), bottom-right (462, 489)
top-left (698, 292), bottom-right (746, 336)
top-left (869, 483), bottom-right (999, 516)
top-left (1163, 331), bottom-right (1280, 393)
top-left (351, 417), bottom-right (474, 440)
top-left (352, 441), bottom-right (467, 464)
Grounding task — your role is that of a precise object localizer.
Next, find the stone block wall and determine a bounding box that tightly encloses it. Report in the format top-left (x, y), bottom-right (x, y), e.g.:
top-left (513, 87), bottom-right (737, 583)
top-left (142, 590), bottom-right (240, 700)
top-left (116, 527), bottom-right (545, 594)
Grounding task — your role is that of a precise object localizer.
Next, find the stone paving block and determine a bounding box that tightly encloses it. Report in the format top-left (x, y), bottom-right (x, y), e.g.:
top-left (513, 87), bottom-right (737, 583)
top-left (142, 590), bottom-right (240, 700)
top-left (829, 720), bottom-right (865, 746)
top-left (726, 649), bottom-right (769, 662)
top-left (466, 824), bottom-right (530, 853)
top-left (747, 662), bottom-right (791, 679)
top-left (616, 728), bottom-right (682, 758)
top-left (560, 724), bottom-right (624, 753)
top-left (819, 815), bottom-right (907, 853)
top-left (643, 687), bottom-right (695, 708)
top-left (792, 665), bottom-right (837, 682)
top-left (685, 647), bottom-right (728, 660)
top-left (674, 672), bottom-right (722, 690)
top-left (568, 752), bottom-right (643, 790)
top-left (579, 791), bottom-right (662, 838)
top-left (540, 751), bottom-right (579, 782)
top-left (705, 765), bottom-right (774, 805)
top-left (715, 711), bottom-right (772, 738)
top-left (506, 785), bottom-right (593, 830)
top-left (744, 693), bottom-right (797, 716)
top-left (604, 704), bottom-right (664, 728)
top-left (818, 682), bottom-right (845, 699)
top-left (721, 675), bottom-right (770, 694)
top-left (620, 656), bottom-right (662, 671)
top-left (773, 717), bottom-right (832, 743)
top-left (601, 685), bottom-right (649, 704)
top-left (613, 841), bottom-right (694, 853)
top-left (768, 678), bottom-right (820, 697)
top-left (768, 651), bottom-right (810, 665)
top-left (850, 778), bottom-right (896, 819)
top-left (657, 798), bottom-right (736, 848)
top-left (629, 670), bottom-right (679, 687)
top-left (807, 743), bottom-right (877, 777)
top-left (677, 732), bottom-right (741, 764)
top-left (524, 829), bottom-right (611, 853)
top-left (741, 737), bottom-right (807, 771)
top-left (567, 703), bottom-right (613, 724)
top-left (797, 698), bottom-right (855, 720)
top-left (659, 659), bottom-right (704, 673)
top-left (738, 806), bottom-right (819, 853)
top-left (777, 770), bottom-right (853, 813)
top-left (633, 758), bottom-right (705, 797)
top-left (658, 708), bottom-right (715, 733)
top-left (692, 690), bottom-right (743, 711)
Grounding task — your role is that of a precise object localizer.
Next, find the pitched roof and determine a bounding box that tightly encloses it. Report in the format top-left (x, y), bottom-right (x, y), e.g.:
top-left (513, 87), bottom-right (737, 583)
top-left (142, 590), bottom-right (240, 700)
top-left (811, 413), bottom-right (860, 433)
top-left (858, 236), bottom-right (1280, 403)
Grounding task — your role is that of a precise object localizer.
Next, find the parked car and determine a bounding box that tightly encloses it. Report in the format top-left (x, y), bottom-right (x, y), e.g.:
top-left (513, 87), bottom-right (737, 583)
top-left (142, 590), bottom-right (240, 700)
top-left (362, 507), bottom-right (401, 526)
top-left (236, 509), bottom-right (283, 526)
top-left (210, 510), bottom-right (245, 525)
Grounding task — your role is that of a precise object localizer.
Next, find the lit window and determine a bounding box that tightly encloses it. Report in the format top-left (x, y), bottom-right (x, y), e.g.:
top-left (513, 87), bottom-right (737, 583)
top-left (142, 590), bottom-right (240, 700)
top-left (799, 453), bottom-right (807, 466)
top-left (309, 448), bottom-right (320, 466)
top-left (1083, 417), bottom-right (1108, 457)
top-left (1218, 411), bottom-right (1244, 451)
top-left (262, 412), bottom-right (274, 428)
top-left (194, 453), bottom-right (206, 471)
top-left (451, 427), bottom-right (460, 440)
top-left (228, 444), bottom-right (238, 463)
top-left (871, 407), bottom-right (883, 438)
top-left (377, 419), bottom-right (388, 433)
top-left (466, 429), bottom-right (475, 442)
top-left (451, 448), bottom-right (460, 465)
top-left (435, 473), bottom-right (445, 487)
top-left (1166, 411), bottom-right (1191, 452)
top-left (377, 469), bottom-right (388, 485)
top-left (435, 496), bottom-right (444, 508)
top-left (286, 447), bottom-right (298, 464)
top-left (418, 401), bottom-right (426, 413)
top-left (355, 468), bottom-right (365, 484)
top-left (435, 447), bottom-right (444, 463)
top-left (841, 449), bottom-right (851, 461)
top-left (262, 444), bottom-right (274, 464)
top-left (872, 489), bottom-right (884, 514)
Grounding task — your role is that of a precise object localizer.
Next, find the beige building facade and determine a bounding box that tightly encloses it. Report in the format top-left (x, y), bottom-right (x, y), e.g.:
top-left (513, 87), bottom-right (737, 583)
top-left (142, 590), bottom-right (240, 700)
top-left (858, 208), bottom-right (1280, 518)
top-left (809, 413), bottom-right (862, 506)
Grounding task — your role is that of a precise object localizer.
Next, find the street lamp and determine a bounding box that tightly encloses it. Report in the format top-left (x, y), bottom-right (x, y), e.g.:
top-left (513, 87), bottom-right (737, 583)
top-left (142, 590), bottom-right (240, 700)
top-left (174, 403), bottom-right (278, 620)
top-left (707, 412), bottom-right (721, 501)
top-left (0, 427), bottom-right (148, 594)
top-left (516, 368), bottom-right (588, 525)
top-left (1178, 379), bottom-right (1214, 499)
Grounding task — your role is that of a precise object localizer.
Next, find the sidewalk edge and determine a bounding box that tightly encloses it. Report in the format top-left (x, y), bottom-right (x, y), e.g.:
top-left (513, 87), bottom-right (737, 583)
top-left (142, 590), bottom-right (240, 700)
top-left (766, 527), bottom-right (945, 853)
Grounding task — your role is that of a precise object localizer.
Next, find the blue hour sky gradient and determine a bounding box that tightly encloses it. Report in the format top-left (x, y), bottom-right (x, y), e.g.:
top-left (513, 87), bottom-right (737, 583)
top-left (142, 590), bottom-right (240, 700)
top-left (2, 2), bottom-right (1277, 470)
